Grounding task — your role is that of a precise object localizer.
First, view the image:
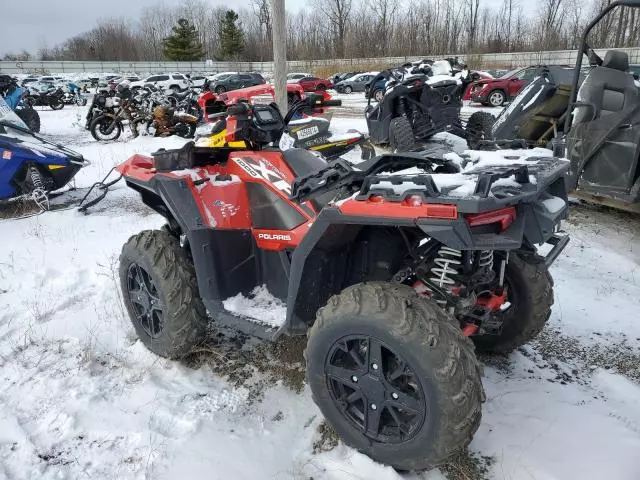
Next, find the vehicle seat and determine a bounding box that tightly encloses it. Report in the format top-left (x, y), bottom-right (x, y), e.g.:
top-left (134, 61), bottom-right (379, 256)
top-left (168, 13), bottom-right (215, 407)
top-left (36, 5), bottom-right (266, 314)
top-left (283, 149), bottom-right (335, 210)
top-left (172, 90), bottom-right (190, 99)
top-left (574, 50), bottom-right (640, 124)
top-left (282, 148), bottom-right (327, 178)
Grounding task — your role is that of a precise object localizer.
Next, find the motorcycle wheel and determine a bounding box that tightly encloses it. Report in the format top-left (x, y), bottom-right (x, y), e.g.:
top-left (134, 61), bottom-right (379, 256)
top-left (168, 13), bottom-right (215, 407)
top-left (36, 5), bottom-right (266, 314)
top-left (175, 122), bottom-right (196, 138)
top-left (90, 116), bottom-right (122, 141)
top-left (76, 97), bottom-right (88, 106)
top-left (49, 98), bottom-right (64, 110)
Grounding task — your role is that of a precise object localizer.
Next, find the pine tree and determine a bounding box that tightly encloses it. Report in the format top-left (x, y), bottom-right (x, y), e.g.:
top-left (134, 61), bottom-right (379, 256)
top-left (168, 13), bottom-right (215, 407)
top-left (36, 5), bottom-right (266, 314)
top-left (218, 10), bottom-right (245, 60)
top-left (163, 18), bottom-right (204, 61)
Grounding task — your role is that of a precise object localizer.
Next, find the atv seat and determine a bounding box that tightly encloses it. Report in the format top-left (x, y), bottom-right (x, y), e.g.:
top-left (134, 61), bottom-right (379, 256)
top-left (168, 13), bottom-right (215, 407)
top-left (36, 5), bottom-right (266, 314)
top-left (172, 90), bottom-right (191, 100)
top-left (282, 148), bottom-right (327, 178)
top-left (282, 149), bottom-right (336, 210)
top-left (574, 51), bottom-right (639, 124)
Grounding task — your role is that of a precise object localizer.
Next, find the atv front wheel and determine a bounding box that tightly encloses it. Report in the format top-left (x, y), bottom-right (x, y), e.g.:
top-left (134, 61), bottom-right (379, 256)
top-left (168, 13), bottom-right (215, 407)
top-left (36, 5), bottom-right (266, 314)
top-left (472, 253), bottom-right (553, 354)
top-left (306, 282), bottom-right (484, 471)
top-left (389, 117), bottom-right (415, 152)
top-left (119, 230), bottom-right (208, 359)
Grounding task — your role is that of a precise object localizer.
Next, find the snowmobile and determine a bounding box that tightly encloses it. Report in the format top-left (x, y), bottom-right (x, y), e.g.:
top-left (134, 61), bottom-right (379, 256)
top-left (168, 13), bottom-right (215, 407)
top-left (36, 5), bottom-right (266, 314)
top-left (365, 62), bottom-right (495, 152)
top-left (114, 97), bottom-right (570, 471)
top-left (198, 93), bottom-right (375, 161)
top-left (0, 97), bottom-right (89, 210)
top-left (0, 75), bottom-right (40, 132)
top-left (488, 0), bottom-right (640, 212)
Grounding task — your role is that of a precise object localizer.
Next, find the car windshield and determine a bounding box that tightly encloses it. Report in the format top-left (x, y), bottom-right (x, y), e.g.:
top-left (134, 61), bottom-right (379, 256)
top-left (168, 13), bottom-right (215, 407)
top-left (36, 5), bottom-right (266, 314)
top-left (499, 68), bottom-right (523, 79)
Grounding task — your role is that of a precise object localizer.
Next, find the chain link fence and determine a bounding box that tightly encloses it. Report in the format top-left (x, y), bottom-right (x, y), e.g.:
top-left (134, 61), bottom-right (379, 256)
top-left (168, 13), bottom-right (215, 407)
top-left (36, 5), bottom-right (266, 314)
top-left (2, 47), bottom-right (640, 75)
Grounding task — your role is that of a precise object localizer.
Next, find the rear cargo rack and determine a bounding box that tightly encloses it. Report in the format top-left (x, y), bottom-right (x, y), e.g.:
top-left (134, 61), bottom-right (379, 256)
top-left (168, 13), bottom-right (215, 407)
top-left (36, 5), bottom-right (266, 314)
top-left (290, 154), bottom-right (569, 214)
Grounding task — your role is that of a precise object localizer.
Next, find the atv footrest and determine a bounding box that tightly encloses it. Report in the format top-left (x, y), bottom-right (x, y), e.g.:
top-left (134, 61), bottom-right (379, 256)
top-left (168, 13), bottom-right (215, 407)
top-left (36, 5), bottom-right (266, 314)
top-left (543, 233), bottom-right (570, 267)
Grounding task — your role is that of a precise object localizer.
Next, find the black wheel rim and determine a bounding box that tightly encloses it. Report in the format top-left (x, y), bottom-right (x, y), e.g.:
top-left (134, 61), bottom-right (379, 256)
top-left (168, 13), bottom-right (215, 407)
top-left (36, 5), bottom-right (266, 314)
top-left (325, 335), bottom-right (426, 444)
top-left (126, 263), bottom-right (165, 338)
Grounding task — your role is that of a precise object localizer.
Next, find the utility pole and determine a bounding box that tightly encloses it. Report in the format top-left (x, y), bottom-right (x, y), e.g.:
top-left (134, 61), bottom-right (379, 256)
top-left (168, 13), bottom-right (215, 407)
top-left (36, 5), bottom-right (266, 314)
top-left (270, 0), bottom-right (287, 113)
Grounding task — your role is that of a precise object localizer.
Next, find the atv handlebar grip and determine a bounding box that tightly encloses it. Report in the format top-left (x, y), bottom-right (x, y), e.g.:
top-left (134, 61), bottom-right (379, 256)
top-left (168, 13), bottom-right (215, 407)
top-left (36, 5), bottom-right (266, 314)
top-left (207, 112), bottom-right (227, 119)
top-left (322, 100), bottom-right (342, 107)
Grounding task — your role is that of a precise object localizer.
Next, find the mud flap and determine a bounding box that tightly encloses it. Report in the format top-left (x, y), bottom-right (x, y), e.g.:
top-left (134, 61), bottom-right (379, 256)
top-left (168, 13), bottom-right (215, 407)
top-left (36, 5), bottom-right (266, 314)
top-left (359, 138), bottom-right (376, 160)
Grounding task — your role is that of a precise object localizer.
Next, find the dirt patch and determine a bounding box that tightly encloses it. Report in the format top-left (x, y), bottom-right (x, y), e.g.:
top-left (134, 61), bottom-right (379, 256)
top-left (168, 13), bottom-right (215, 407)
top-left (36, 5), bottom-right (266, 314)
top-left (185, 328), bottom-right (307, 405)
top-left (312, 421), bottom-right (340, 454)
top-left (0, 198), bottom-right (41, 219)
top-left (530, 327), bottom-right (640, 384)
top-left (441, 450), bottom-right (495, 480)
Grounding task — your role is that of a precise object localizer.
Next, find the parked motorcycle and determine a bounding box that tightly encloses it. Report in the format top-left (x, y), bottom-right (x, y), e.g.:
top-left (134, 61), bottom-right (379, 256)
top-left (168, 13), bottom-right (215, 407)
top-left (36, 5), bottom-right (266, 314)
top-left (132, 105), bottom-right (197, 138)
top-left (25, 87), bottom-right (65, 110)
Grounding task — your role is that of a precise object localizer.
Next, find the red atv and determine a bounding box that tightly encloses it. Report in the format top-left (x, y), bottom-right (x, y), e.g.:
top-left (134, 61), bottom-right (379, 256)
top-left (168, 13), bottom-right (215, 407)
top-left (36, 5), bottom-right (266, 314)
top-left (116, 99), bottom-right (569, 471)
top-left (198, 83), bottom-right (316, 121)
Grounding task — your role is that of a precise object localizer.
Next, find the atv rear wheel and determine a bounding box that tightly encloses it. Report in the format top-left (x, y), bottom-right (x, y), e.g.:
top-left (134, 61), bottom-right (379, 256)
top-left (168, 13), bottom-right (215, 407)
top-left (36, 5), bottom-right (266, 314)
top-left (472, 253), bottom-right (553, 354)
top-left (16, 107), bottom-right (41, 133)
top-left (119, 229), bottom-right (208, 359)
top-left (306, 282), bottom-right (484, 471)
top-left (389, 116), bottom-right (415, 152)
top-left (466, 111), bottom-right (495, 148)
top-left (487, 90), bottom-right (506, 107)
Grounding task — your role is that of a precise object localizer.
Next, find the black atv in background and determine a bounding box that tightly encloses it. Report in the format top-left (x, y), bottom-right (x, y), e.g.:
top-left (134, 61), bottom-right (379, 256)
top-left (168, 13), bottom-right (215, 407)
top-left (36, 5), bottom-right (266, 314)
top-left (365, 66), bottom-right (495, 152)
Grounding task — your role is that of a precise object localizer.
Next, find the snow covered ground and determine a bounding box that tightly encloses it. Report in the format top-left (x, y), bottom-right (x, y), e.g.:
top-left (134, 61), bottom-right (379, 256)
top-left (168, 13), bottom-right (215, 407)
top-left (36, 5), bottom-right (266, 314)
top-left (1, 106), bottom-right (639, 480)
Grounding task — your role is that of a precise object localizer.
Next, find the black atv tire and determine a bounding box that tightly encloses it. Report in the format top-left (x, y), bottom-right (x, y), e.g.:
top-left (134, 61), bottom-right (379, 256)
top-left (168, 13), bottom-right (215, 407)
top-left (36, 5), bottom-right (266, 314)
top-left (466, 111), bottom-right (495, 148)
top-left (306, 282), bottom-right (484, 471)
top-left (487, 90), bottom-right (506, 107)
top-left (16, 107), bottom-right (41, 133)
top-left (472, 253), bottom-right (553, 354)
top-left (119, 229), bottom-right (208, 359)
top-left (389, 116), bottom-right (415, 152)
top-left (49, 98), bottom-right (64, 110)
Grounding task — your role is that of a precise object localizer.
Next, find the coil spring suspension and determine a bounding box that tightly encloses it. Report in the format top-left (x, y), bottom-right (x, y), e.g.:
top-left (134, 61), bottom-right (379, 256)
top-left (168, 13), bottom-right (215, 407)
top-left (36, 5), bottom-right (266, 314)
top-left (478, 250), bottom-right (494, 270)
top-left (28, 166), bottom-right (49, 211)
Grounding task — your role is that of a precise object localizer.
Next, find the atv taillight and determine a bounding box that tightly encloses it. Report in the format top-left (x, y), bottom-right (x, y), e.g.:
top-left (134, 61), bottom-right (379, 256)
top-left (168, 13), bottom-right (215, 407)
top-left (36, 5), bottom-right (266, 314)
top-left (465, 206), bottom-right (516, 231)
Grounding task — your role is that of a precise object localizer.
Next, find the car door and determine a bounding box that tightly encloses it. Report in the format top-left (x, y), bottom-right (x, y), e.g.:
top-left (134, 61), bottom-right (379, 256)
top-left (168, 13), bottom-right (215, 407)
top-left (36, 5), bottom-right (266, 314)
top-left (355, 75), bottom-right (371, 91)
top-left (508, 68), bottom-right (536, 97)
top-left (299, 77), bottom-right (314, 91)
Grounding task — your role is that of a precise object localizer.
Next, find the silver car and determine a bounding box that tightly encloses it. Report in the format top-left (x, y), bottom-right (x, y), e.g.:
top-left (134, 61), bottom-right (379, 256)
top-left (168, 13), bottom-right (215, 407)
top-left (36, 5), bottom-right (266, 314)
top-left (335, 72), bottom-right (379, 93)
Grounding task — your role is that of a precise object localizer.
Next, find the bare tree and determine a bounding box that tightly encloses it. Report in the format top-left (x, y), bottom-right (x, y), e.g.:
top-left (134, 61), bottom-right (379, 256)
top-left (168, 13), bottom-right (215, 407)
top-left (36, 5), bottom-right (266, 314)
top-left (318, 0), bottom-right (352, 58)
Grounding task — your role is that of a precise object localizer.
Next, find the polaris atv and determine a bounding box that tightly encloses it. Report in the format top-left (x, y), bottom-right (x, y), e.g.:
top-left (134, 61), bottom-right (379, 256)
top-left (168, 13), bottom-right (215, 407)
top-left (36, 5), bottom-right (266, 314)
top-left (365, 67), bottom-right (495, 152)
top-left (116, 97), bottom-right (569, 471)
top-left (488, 0), bottom-right (640, 213)
top-left (198, 90), bottom-right (375, 161)
top-left (0, 97), bottom-right (89, 209)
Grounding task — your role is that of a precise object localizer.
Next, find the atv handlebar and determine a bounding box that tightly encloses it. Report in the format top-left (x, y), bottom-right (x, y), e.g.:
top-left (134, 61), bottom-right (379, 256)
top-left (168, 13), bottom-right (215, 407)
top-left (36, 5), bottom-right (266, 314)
top-left (321, 99), bottom-right (342, 107)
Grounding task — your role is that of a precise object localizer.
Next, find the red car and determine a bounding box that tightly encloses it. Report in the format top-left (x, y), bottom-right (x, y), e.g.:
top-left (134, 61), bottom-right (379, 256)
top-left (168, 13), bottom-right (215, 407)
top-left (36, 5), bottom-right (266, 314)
top-left (295, 76), bottom-right (333, 92)
top-left (470, 66), bottom-right (541, 107)
top-left (462, 71), bottom-right (494, 101)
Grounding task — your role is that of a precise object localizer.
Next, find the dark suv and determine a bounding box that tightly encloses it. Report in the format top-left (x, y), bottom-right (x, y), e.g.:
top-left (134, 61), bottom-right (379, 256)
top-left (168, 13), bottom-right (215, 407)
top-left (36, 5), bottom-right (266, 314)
top-left (208, 73), bottom-right (266, 93)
